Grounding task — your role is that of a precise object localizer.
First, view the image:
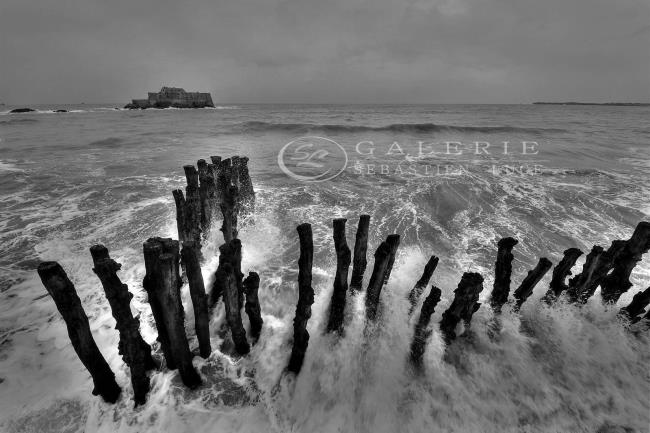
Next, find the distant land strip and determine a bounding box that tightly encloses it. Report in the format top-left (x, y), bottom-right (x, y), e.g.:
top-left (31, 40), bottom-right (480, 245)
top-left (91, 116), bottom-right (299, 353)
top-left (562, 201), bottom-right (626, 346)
top-left (533, 102), bottom-right (650, 106)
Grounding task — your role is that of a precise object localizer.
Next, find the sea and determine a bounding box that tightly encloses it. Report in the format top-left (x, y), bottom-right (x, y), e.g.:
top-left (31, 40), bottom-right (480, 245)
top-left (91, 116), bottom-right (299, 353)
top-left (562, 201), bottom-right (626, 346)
top-left (0, 104), bottom-right (649, 433)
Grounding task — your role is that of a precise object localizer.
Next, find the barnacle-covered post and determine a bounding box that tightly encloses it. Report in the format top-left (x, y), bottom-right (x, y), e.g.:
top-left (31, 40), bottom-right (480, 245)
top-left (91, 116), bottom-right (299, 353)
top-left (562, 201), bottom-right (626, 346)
top-left (90, 245), bottom-right (156, 406)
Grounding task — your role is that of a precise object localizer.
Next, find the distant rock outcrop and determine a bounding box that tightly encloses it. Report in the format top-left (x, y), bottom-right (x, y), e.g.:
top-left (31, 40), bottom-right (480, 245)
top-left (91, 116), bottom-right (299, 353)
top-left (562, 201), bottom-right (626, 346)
top-left (125, 87), bottom-right (214, 109)
top-left (9, 108), bottom-right (36, 113)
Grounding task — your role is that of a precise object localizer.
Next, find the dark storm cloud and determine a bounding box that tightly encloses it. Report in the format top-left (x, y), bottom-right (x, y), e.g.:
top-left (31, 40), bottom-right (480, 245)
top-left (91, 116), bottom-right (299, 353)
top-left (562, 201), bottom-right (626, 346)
top-left (1, 0), bottom-right (648, 104)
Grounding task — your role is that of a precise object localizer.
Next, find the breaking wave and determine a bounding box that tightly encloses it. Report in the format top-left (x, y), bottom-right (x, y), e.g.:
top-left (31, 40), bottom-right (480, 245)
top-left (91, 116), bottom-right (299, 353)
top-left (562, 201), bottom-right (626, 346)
top-left (235, 121), bottom-right (569, 135)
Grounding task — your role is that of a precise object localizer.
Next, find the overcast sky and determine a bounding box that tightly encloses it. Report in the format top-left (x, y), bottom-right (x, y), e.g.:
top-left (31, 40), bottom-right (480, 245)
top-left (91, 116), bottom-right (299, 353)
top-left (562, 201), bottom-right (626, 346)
top-left (1, 0), bottom-right (649, 104)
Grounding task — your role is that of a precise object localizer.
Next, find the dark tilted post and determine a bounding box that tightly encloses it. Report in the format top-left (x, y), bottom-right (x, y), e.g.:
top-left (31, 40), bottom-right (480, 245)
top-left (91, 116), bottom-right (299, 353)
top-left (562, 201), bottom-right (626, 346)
top-left (155, 250), bottom-right (202, 387)
top-left (288, 223), bottom-right (315, 374)
top-left (383, 234), bottom-right (401, 284)
top-left (143, 239), bottom-right (176, 368)
top-left (244, 272), bottom-right (263, 343)
top-left (365, 241), bottom-right (392, 322)
top-left (90, 245), bottom-right (156, 406)
top-left (543, 248), bottom-right (583, 302)
top-left (567, 242), bottom-right (623, 303)
top-left (214, 239), bottom-right (249, 354)
top-left (237, 156), bottom-right (256, 215)
top-left (220, 183), bottom-right (239, 243)
top-left (183, 165), bottom-right (202, 249)
top-left (197, 159), bottom-right (217, 236)
top-left (512, 258), bottom-right (553, 309)
top-left (143, 238), bottom-right (201, 388)
top-left (601, 222), bottom-right (650, 303)
top-left (407, 255), bottom-right (439, 316)
top-left (37, 262), bottom-right (121, 403)
top-left (217, 262), bottom-right (250, 355)
top-left (350, 215), bottom-right (370, 292)
top-left (619, 287), bottom-right (650, 322)
top-left (409, 286), bottom-right (442, 369)
top-left (180, 240), bottom-right (211, 358)
top-left (439, 272), bottom-right (484, 344)
top-left (326, 218), bottom-right (352, 334)
top-left (489, 237), bottom-right (518, 311)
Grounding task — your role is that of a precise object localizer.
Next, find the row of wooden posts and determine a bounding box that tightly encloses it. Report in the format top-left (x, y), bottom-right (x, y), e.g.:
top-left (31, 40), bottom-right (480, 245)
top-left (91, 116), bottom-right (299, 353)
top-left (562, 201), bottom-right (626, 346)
top-left (37, 155), bottom-right (650, 407)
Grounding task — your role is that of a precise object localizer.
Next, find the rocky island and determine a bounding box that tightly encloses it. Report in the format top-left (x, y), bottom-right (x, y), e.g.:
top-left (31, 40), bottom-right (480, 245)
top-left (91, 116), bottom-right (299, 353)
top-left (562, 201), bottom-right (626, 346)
top-left (125, 86), bottom-right (214, 109)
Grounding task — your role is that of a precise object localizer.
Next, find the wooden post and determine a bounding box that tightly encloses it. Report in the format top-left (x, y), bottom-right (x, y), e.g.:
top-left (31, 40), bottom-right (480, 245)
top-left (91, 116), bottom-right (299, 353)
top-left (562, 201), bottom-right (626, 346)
top-left (619, 287), bottom-right (650, 322)
top-left (601, 222), bottom-right (650, 303)
top-left (409, 286), bottom-right (442, 369)
top-left (489, 237), bottom-right (518, 311)
top-left (197, 159), bottom-right (217, 236)
top-left (208, 238), bottom-right (243, 308)
top-left (216, 260), bottom-right (250, 355)
top-left (407, 255), bottom-right (439, 316)
top-left (288, 223), bottom-right (314, 374)
top-left (155, 250), bottom-right (202, 388)
top-left (37, 262), bottom-right (121, 403)
top-left (220, 183), bottom-right (239, 244)
top-left (244, 272), bottom-right (263, 343)
top-left (567, 242), bottom-right (623, 303)
top-left (350, 214), bottom-right (370, 292)
top-left (183, 165), bottom-right (202, 249)
top-left (326, 218), bottom-right (351, 334)
top-left (383, 234), bottom-right (401, 284)
top-left (365, 240), bottom-right (392, 322)
top-left (180, 240), bottom-right (211, 358)
top-left (543, 248), bottom-right (583, 302)
top-left (143, 238), bottom-right (176, 369)
top-left (439, 272), bottom-right (484, 344)
top-left (237, 156), bottom-right (255, 215)
top-left (90, 245), bottom-right (156, 406)
top-left (512, 258), bottom-right (553, 309)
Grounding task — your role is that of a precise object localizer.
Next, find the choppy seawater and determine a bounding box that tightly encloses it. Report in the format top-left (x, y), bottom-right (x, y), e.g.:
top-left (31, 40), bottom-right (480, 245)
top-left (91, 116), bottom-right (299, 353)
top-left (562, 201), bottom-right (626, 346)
top-left (0, 104), bottom-right (649, 432)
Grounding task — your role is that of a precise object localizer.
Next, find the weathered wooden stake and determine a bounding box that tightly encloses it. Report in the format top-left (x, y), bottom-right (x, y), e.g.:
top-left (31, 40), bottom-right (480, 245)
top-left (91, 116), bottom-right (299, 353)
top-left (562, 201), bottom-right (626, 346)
top-left (288, 223), bottom-right (314, 374)
top-left (365, 240), bottom-right (392, 322)
top-left (567, 243), bottom-right (623, 303)
top-left (489, 237), bottom-right (518, 311)
top-left (407, 255), bottom-right (439, 316)
top-left (383, 234), bottom-right (401, 284)
top-left (156, 250), bottom-right (202, 387)
top-left (601, 222), bottom-right (650, 303)
top-left (183, 165), bottom-right (202, 246)
top-left (180, 240), bottom-right (211, 358)
top-left (513, 258), bottom-right (553, 309)
top-left (37, 262), bottom-right (121, 403)
top-left (217, 261), bottom-right (250, 355)
top-left (619, 287), bottom-right (650, 322)
top-left (439, 272), bottom-right (484, 344)
top-left (244, 272), bottom-right (263, 343)
top-left (90, 245), bottom-right (156, 406)
top-left (326, 218), bottom-right (351, 334)
top-left (214, 239), bottom-right (249, 354)
top-left (409, 286), bottom-right (442, 369)
top-left (143, 238), bottom-right (201, 388)
top-left (350, 215), bottom-right (370, 292)
top-left (143, 239), bottom-right (176, 368)
top-left (197, 159), bottom-right (217, 236)
top-left (543, 247), bottom-right (583, 302)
